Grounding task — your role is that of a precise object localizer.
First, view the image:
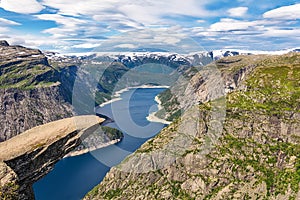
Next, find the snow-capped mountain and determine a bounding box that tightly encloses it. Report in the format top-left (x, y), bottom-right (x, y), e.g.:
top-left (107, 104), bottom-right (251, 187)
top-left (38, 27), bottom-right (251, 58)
top-left (46, 51), bottom-right (214, 69)
top-left (211, 48), bottom-right (300, 60)
top-left (45, 48), bottom-right (300, 68)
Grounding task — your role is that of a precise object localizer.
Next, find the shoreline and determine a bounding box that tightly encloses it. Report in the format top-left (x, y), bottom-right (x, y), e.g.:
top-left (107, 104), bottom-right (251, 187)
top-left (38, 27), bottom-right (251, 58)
top-left (68, 85), bottom-right (171, 158)
top-left (146, 95), bottom-right (172, 125)
top-left (63, 139), bottom-right (121, 158)
top-left (98, 85), bottom-right (170, 107)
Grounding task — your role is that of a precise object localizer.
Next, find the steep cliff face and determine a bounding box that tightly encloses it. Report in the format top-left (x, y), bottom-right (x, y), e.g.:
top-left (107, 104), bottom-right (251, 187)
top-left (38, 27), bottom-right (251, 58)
top-left (156, 55), bottom-right (264, 121)
top-left (0, 41), bottom-right (74, 141)
top-left (0, 87), bottom-right (73, 141)
top-left (84, 53), bottom-right (300, 199)
top-left (0, 115), bottom-right (105, 200)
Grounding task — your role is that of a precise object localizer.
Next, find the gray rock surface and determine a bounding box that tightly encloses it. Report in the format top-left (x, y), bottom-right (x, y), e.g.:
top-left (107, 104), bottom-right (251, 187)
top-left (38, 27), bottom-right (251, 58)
top-left (0, 41), bottom-right (74, 141)
top-left (0, 87), bottom-right (74, 141)
top-left (0, 115), bottom-right (104, 200)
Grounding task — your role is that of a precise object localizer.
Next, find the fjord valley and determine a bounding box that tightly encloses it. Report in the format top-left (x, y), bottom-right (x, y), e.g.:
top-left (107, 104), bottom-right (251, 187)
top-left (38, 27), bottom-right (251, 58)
top-left (85, 53), bottom-right (300, 199)
top-left (1, 0), bottom-right (300, 199)
top-left (0, 40), bottom-right (299, 200)
top-left (0, 40), bottom-right (212, 199)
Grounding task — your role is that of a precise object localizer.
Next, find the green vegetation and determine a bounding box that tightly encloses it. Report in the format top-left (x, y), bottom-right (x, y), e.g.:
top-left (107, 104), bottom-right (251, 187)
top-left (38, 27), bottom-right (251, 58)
top-left (98, 62), bottom-right (128, 93)
top-left (156, 89), bottom-right (181, 121)
top-left (85, 185), bottom-right (100, 198)
top-left (227, 54), bottom-right (300, 115)
top-left (200, 53), bottom-right (300, 199)
top-left (104, 188), bottom-right (123, 199)
top-left (94, 91), bottom-right (112, 105)
top-left (169, 180), bottom-right (194, 199)
top-left (0, 182), bottom-right (19, 200)
top-left (101, 126), bottom-right (123, 140)
top-left (0, 62), bottom-right (56, 89)
top-left (213, 134), bottom-right (300, 198)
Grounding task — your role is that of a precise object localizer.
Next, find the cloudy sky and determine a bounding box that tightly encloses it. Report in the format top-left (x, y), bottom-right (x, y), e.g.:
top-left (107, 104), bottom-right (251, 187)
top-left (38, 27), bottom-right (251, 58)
top-left (0, 0), bottom-right (299, 53)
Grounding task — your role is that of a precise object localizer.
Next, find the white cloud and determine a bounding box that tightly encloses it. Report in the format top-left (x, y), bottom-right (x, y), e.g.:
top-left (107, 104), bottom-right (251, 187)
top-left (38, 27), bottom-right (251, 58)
top-left (34, 0), bottom-right (215, 50)
top-left (263, 3), bottom-right (300, 20)
top-left (2, 33), bottom-right (68, 50)
top-left (190, 17), bottom-right (300, 39)
top-left (114, 44), bottom-right (138, 49)
top-left (41, 0), bottom-right (113, 16)
top-left (0, 18), bottom-right (20, 25)
top-left (0, 27), bottom-right (10, 33)
top-left (36, 1), bottom-right (215, 47)
top-left (35, 14), bottom-right (86, 26)
top-left (196, 20), bottom-right (206, 23)
top-left (35, 14), bottom-right (97, 40)
top-left (227, 7), bottom-right (248, 17)
top-left (92, 27), bottom-right (203, 53)
top-left (209, 18), bottom-right (257, 32)
top-left (262, 27), bottom-right (300, 37)
top-left (72, 43), bottom-right (102, 49)
top-left (0, 0), bottom-right (44, 14)
top-left (1, 0), bottom-right (298, 52)
top-left (93, 14), bottom-right (144, 30)
top-left (41, 0), bottom-right (213, 26)
top-left (118, 0), bottom-right (213, 25)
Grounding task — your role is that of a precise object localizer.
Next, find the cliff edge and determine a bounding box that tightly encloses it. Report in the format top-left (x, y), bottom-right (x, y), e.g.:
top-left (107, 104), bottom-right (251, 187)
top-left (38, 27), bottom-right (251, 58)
top-left (0, 115), bottom-right (104, 200)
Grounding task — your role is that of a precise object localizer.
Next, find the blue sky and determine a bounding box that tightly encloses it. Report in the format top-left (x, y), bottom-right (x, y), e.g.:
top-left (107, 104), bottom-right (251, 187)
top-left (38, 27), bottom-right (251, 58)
top-left (0, 0), bottom-right (299, 53)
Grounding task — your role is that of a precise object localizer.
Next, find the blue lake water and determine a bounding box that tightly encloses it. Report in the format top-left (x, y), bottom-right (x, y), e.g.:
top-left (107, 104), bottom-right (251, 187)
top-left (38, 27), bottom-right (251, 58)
top-left (33, 88), bottom-right (166, 200)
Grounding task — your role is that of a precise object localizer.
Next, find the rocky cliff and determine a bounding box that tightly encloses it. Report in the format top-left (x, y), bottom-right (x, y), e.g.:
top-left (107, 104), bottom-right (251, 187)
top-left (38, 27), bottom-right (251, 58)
top-left (0, 87), bottom-right (74, 142)
top-left (0, 115), bottom-right (105, 200)
top-left (0, 41), bottom-right (75, 141)
top-left (84, 53), bottom-right (300, 199)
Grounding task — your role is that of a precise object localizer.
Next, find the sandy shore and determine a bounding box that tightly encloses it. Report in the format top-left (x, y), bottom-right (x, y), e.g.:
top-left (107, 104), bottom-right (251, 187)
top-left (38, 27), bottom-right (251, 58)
top-left (64, 139), bottom-right (121, 158)
top-left (146, 95), bottom-right (172, 125)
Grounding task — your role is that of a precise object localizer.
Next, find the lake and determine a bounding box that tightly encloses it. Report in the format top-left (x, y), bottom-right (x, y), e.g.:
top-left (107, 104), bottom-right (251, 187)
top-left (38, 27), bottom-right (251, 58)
top-left (33, 87), bottom-right (167, 200)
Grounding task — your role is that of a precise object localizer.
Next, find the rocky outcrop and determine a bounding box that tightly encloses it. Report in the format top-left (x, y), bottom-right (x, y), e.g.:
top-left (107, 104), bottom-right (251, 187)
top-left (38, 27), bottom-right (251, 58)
top-left (65, 126), bottom-right (123, 157)
top-left (84, 53), bottom-right (300, 199)
top-left (0, 115), bottom-right (105, 200)
top-left (0, 87), bottom-right (73, 142)
top-left (0, 42), bottom-right (51, 88)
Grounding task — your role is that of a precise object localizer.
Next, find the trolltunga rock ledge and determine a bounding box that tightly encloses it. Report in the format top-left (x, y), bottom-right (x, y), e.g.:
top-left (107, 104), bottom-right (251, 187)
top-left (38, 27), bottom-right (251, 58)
top-left (0, 115), bottom-right (104, 200)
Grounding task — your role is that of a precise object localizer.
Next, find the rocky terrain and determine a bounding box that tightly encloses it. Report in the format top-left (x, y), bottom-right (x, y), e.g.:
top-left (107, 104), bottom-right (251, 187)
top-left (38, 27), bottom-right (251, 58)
top-left (0, 41), bottom-right (125, 199)
top-left (0, 87), bottom-right (75, 142)
top-left (0, 41), bottom-right (74, 141)
top-left (84, 53), bottom-right (300, 199)
top-left (0, 115), bottom-right (104, 200)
